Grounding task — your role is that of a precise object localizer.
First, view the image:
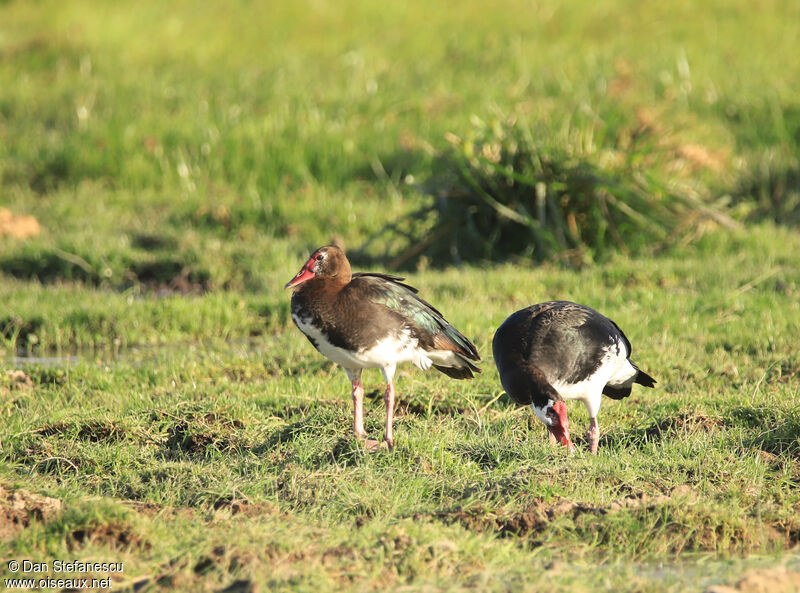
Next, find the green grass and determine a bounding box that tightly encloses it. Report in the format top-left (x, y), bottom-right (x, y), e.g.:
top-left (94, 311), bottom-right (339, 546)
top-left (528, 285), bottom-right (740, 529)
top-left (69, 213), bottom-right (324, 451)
top-left (2, 226), bottom-right (799, 591)
top-left (2, 0), bottom-right (800, 591)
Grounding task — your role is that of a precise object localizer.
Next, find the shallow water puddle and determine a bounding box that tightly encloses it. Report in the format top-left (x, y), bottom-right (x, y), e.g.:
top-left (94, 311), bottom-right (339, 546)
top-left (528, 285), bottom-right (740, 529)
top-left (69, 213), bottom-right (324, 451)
top-left (4, 336), bottom-right (285, 368)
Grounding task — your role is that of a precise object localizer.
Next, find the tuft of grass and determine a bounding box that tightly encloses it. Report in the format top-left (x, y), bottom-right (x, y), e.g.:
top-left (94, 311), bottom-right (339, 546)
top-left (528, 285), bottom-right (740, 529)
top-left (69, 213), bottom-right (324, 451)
top-left (360, 113), bottom-right (736, 268)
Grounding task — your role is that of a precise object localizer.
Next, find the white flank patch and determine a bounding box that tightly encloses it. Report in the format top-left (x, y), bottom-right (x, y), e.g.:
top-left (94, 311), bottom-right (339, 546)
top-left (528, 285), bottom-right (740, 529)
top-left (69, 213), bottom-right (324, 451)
top-left (550, 338), bottom-right (638, 418)
top-left (293, 313), bottom-right (432, 370)
top-left (426, 349), bottom-right (467, 369)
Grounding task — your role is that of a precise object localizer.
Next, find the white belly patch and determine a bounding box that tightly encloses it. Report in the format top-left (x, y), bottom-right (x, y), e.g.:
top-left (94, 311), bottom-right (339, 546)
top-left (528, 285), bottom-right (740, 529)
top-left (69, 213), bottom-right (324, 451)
top-left (549, 338), bottom-right (637, 417)
top-left (293, 313), bottom-right (432, 370)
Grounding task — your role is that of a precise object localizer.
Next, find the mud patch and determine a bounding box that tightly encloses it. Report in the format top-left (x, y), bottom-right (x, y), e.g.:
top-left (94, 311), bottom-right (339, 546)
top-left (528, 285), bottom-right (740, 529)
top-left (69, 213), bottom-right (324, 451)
top-left (68, 522), bottom-right (148, 551)
top-left (35, 420), bottom-right (127, 443)
top-left (0, 208), bottom-right (40, 239)
top-left (212, 498), bottom-right (279, 518)
top-left (707, 567), bottom-right (800, 593)
top-left (0, 484), bottom-right (63, 541)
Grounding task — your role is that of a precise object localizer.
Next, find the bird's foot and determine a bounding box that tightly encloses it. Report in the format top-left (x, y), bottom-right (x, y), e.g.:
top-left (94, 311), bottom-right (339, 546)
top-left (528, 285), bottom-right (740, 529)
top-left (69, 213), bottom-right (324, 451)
top-left (354, 431), bottom-right (378, 451)
top-left (586, 421), bottom-right (599, 455)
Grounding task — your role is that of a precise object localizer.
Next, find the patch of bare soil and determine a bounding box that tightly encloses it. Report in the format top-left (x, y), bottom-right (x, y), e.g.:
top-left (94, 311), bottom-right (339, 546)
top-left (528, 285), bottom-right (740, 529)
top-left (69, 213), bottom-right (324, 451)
top-left (212, 498), bottom-right (279, 518)
top-left (0, 484), bottom-right (63, 541)
top-left (35, 420), bottom-right (127, 443)
top-left (0, 208), bottom-right (41, 239)
top-left (674, 143), bottom-right (729, 173)
top-left (757, 450), bottom-right (782, 466)
top-left (321, 544), bottom-right (358, 566)
top-left (2, 370), bottom-right (34, 391)
top-left (68, 522), bottom-right (148, 551)
top-left (707, 567), bottom-right (800, 593)
top-left (194, 545), bottom-right (258, 577)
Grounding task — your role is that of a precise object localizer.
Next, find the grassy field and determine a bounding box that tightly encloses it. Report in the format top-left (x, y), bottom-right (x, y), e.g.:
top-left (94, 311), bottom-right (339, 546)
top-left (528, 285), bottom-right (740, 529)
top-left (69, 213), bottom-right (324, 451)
top-left (2, 0), bottom-right (800, 591)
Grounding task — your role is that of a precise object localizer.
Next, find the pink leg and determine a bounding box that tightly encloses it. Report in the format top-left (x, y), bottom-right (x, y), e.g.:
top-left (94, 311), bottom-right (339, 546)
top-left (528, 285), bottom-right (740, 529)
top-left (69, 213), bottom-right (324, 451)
top-left (380, 364), bottom-right (397, 451)
top-left (383, 381), bottom-right (395, 450)
top-left (587, 417), bottom-right (599, 455)
top-left (352, 380), bottom-right (367, 439)
top-left (345, 369), bottom-right (367, 440)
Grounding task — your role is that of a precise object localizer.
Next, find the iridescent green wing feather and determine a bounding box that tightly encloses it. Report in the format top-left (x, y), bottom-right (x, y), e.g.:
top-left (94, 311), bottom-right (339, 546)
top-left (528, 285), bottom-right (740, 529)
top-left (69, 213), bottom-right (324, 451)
top-left (353, 273), bottom-right (479, 360)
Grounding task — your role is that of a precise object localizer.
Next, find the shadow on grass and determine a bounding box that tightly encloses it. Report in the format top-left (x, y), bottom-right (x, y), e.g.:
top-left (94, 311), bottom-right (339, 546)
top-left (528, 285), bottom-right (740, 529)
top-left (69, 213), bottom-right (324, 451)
top-left (0, 314), bottom-right (44, 345)
top-left (0, 251), bottom-right (101, 284)
top-left (160, 411), bottom-right (245, 460)
top-left (131, 233), bottom-right (180, 252)
top-left (731, 162), bottom-right (800, 226)
top-left (600, 406), bottom-right (800, 461)
top-left (320, 437), bottom-right (369, 467)
top-left (729, 406), bottom-right (800, 458)
top-left (720, 99), bottom-right (800, 225)
top-left (451, 442), bottom-right (523, 471)
top-left (253, 408), bottom-right (344, 454)
top-left (0, 248), bottom-right (211, 294)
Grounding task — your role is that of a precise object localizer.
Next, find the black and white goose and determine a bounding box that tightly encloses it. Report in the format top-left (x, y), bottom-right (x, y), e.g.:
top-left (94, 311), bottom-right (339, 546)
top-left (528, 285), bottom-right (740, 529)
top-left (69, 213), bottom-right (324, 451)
top-left (492, 301), bottom-right (656, 454)
top-left (285, 245), bottom-right (481, 451)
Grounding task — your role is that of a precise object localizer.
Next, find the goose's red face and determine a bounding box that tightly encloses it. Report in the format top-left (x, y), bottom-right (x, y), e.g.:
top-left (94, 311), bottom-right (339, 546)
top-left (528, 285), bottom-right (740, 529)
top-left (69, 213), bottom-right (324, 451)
top-left (285, 249), bottom-right (328, 289)
top-left (546, 400), bottom-right (574, 451)
top-left (286, 245), bottom-right (351, 289)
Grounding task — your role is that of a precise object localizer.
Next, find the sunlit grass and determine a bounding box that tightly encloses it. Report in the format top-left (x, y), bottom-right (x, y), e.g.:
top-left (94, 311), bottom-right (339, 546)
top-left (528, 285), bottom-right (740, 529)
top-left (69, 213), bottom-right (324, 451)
top-left (1, 0), bottom-right (800, 591)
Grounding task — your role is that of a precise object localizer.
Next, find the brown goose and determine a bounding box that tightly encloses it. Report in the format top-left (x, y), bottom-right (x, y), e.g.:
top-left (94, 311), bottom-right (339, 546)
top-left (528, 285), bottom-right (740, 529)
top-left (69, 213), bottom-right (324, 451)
top-left (493, 301), bottom-right (656, 454)
top-left (286, 245), bottom-right (481, 450)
